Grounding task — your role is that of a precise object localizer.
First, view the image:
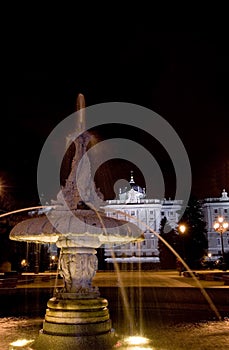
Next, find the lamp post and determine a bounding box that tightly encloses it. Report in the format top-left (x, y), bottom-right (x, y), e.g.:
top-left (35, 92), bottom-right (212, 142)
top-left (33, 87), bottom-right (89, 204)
top-left (178, 224), bottom-right (186, 261)
top-left (213, 216), bottom-right (228, 270)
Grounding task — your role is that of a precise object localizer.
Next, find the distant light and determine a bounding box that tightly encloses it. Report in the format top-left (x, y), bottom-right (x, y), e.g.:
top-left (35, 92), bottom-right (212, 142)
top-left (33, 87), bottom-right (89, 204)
top-left (21, 259), bottom-right (28, 267)
top-left (213, 216), bottom-right (229, 232)
top-left (179, 224), bottom-right (186, 234)
top-left (213, 222), bottom-right (220, 230)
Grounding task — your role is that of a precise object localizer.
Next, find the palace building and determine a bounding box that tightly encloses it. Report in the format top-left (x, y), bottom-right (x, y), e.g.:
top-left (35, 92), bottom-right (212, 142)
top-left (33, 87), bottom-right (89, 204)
top-left (103, 172), bottom-right (229, 263)
top-left (103, 172), bottom-right (183, 262)
top-left (202, 189), bottom-right (229, 258)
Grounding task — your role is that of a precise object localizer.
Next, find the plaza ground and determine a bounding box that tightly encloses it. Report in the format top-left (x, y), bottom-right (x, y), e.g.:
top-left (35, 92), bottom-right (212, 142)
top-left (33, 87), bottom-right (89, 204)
top-left (15, 269), bottom-right (229, 289)
top-left (0, 269), bottom-right (228, 320)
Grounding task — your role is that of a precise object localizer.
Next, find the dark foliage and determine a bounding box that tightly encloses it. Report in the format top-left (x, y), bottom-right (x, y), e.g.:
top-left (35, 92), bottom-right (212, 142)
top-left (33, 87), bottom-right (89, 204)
top-left (158, 217), bottom-right (180, 269)
top-left (158, 196), bottom-right (208, 270)
top-left (178, 195), bottom-right (208, 269)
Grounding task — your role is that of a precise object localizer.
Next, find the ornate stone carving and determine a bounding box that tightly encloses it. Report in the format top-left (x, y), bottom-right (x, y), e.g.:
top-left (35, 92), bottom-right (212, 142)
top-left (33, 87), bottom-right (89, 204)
top-left (58, 247), bottom-right (99, 298)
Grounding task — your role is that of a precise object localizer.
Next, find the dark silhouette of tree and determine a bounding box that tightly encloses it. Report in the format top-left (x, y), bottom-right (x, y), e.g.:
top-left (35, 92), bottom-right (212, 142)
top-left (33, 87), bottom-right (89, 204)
top-left (158, 217), bottom-right (180, 269)
top-left (158, 195), bottom-right (208, 270)
top-left (178, 195), bottom-right (208, 269)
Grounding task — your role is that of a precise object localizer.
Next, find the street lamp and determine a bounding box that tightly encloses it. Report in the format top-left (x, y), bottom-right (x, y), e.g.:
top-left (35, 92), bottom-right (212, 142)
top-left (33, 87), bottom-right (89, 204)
top-left (178, 224), bottom-right (187, 261)
top-left (213, 216), bottom-right (228, 269)
top-left (179, 225), bottom-right (186, 234)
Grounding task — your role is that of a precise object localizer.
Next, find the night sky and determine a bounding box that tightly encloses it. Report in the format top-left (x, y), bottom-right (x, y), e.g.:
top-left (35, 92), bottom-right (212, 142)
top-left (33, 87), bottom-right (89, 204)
top-left (5, 28), bottom-right (229, 205)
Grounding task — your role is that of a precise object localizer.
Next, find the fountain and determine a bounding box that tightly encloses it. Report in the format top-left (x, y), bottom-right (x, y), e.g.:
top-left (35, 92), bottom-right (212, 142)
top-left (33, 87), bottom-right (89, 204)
top-left (9, 94), bottom-right (144, 349)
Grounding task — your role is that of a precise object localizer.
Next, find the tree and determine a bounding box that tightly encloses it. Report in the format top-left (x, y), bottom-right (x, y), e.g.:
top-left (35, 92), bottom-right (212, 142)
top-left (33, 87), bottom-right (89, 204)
top-left (158, 217), bottom-right (180, 269)
top-left (178, 195), bottom-right (208, 269)
top-left (158, 196), bottom-right (208, 270)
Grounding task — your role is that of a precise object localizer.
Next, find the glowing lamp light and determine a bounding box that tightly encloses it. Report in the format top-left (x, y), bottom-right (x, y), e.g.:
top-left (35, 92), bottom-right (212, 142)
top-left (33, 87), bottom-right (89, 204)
top-left (124, 335), bottom-right (149, 349)
top-left (124, 335), bottom-right (150, 345)
top-left (179, 225), bottom-right (186, 234)
top-left (213, 217), bottom-right (229, 233)
top-left (213, 222), bottom-right (220, 230)
top-left (218, 216), bottom-right (224, 223)
top-left (114, 335), bottom-right (154, 349)
top-left (21, 259), bottom-right (27, 267)
top-left (9, 338), bottom-right (34, 348)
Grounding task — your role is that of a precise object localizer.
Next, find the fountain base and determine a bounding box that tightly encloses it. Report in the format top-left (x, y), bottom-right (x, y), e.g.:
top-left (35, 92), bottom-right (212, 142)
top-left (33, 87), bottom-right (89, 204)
top-left (31, 297), bottom-right (116, 350)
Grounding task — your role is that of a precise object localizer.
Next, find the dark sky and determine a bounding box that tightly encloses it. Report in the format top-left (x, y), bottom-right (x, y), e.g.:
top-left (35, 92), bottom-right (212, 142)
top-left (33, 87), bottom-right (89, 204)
top-left (5, 29), bottom-right (229, 204)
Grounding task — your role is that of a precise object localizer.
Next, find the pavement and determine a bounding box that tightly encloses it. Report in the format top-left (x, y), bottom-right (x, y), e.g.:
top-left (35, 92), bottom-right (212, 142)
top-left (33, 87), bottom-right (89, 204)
top-left (1, 269), bottom-right (228, 317)
top-left (15, 269), bottom-right (229, 289)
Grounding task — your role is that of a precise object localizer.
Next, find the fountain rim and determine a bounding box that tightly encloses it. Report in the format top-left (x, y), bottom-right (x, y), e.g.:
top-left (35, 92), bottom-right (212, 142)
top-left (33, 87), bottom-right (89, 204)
top-left (9, 208), bottom-right (145, 245)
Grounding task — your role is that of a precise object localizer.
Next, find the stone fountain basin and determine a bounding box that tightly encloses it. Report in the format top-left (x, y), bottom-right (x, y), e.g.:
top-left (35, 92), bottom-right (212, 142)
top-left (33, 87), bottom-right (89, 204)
top-left (10, 209), bottom-right (144, 247)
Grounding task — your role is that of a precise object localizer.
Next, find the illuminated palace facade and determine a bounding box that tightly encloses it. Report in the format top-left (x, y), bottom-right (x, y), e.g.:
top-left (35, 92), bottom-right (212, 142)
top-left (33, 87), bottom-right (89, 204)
top-left (103, 172), bottom-right (229, 262)
top-left (202, 189), bottom-right (229, 258)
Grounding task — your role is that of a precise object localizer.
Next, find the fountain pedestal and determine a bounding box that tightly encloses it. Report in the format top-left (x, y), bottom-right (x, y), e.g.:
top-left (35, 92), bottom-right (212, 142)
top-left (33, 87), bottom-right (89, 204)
top-left (32, 247), bottom-right (115, 350)
top-left (32, 298), bottom-right (114, 349)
